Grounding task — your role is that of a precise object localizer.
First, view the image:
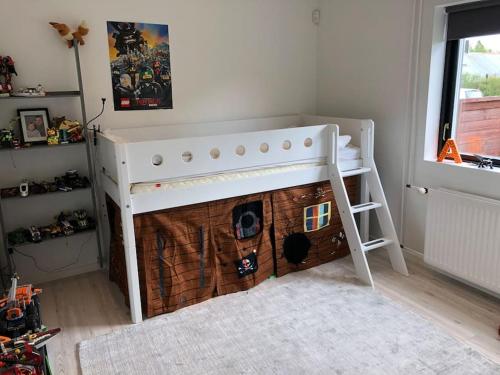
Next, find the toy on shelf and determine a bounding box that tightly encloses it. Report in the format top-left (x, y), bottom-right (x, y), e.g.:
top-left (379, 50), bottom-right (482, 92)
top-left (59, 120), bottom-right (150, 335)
top-left (59, 119), bottom-right (83, 144)
top-left (49, 21), bottom-right (89, 48)
top-left (46, 128), bottom-right (59, 145)
top-left (57, 212), bottom-right (74, 236)
top-left (7, 209), bottom-right (95, 246)
top-left (7, 229), bottom-right (29, 246)
top-left (19, 181), bottom-right (29, 198)
top-left (0, 128), bottom-right (14, 148)
top-left (73, 209), bottom-right (89, 230)
top-left (0, 56), bottom-right (17, 96)
top-left (1, 170), bottom-right (90, 199)
top-left (11, 85), bottom-right (46, 97)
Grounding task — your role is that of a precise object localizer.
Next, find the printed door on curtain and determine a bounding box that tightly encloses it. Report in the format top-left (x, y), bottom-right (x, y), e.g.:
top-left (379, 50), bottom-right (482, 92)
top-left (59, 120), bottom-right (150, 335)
top-left (272, 179), bottom-right (357, 277)
top-left (133, 202), bottom-right (216, 317)
top-left (209, 192), bottom-right (274, 295)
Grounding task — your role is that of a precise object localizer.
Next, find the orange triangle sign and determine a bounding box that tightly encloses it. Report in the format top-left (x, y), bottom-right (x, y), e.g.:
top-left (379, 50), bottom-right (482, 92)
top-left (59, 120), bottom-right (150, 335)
top-left (437, 139), bottom-right (462, 163)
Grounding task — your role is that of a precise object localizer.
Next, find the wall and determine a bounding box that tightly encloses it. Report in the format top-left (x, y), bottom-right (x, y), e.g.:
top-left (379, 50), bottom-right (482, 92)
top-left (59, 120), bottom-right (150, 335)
top-left (1, 0), bottom-right (319, 129)
top-left (0, 0), bottom-right (320, 283)
top-left (317, 0), bottom-right (415, 236)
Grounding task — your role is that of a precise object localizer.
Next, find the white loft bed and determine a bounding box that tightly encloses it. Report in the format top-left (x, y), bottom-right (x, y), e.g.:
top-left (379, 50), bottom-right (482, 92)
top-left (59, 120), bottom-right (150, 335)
top-left (97, 114), bottom-right (375, 323)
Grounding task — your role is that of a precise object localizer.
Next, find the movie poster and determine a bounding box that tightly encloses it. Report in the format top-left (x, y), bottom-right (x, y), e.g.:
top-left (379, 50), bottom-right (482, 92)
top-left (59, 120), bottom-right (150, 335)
top-left (107, 21), bottom-right (173, 111)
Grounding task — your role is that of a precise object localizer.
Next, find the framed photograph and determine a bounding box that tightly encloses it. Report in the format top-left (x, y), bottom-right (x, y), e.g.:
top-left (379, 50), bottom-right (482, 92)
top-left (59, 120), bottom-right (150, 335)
top-left (18, 108), bottom-right (50, 144)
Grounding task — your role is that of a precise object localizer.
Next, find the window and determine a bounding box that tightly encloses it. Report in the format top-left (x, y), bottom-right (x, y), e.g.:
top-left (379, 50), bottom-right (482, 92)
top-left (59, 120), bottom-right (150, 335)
top-left (440, 1), bottom-right (500, 167)
top-left (304, 202), bottom-right (331, 232)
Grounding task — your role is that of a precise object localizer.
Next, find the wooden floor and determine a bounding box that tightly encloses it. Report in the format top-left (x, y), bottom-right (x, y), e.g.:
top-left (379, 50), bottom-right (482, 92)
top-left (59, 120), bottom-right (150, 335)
top-left (39, 250), bottom-right (500, 374)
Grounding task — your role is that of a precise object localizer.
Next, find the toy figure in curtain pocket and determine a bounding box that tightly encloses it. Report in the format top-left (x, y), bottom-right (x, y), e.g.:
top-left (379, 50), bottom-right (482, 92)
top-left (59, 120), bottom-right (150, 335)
top-left (107, 21), bottom-right (173, 111)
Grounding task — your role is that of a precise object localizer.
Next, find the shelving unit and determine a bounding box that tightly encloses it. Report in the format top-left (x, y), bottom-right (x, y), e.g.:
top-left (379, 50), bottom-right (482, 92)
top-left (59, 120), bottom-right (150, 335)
top-left (0, 42), bottom-right (103, 288)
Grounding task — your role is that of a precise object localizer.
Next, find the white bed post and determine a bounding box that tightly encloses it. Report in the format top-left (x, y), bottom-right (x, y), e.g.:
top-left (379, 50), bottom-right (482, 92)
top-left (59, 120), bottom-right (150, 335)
top-left (116, 143), bottom-right (143, 324)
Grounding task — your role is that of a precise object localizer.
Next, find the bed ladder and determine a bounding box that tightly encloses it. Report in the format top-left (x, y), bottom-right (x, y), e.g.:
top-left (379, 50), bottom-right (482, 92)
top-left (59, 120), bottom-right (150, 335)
top-left (328, 124), bottom-right (408, 286)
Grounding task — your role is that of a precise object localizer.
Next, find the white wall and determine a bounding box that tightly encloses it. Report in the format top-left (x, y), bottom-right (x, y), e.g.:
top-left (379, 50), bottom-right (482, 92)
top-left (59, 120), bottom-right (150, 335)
top-left (2, 0), bottom-right (319, 129)
top-left (317, 0), bottom-right (415, 235)
top-left (0, 0), bottom-right (320, 283)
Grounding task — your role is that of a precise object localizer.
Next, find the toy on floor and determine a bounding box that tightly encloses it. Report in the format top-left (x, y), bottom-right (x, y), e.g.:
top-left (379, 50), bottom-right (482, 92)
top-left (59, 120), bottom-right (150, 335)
top-left (0, 275), bottom-right (42, 339)
top-left (0, 328), bottom-right (60, 375)
top-left (49, 21), bottom-right (89, 48)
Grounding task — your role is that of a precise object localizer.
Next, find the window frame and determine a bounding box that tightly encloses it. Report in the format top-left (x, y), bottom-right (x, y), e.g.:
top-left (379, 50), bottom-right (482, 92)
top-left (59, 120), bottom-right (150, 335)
top-left (439, 38), bottom-right (500, 167)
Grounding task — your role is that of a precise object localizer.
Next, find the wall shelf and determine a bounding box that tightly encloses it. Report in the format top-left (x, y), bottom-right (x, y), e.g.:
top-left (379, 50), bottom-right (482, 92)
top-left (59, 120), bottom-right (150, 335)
top-left (10, 228), bottom-right (96, 249)
top-left (0, 91), bottom-right (81, 100)
top-left (0, 141), bottom-right (86, 153)
top-left (1, 186), bottom-right (90, 201)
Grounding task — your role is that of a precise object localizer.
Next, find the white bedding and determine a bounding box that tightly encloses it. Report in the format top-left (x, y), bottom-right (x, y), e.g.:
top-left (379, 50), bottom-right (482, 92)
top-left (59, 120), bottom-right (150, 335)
top-left (130, 145), bottom-right (361, 194)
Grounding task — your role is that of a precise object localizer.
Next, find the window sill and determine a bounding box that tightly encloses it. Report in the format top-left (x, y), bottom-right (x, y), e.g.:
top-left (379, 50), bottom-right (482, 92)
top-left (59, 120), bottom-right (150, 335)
top-left (423, 158), bottom-right (500, 175)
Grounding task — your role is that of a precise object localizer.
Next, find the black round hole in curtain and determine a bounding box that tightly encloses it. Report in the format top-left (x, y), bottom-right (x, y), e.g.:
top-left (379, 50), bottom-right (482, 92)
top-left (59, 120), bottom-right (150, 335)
top-left (283, 233), bottom-right (311, 265)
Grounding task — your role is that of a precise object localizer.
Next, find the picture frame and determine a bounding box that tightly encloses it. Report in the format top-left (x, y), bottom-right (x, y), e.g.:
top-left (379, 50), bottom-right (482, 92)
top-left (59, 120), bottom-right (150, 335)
top-left (18, 108), bottom-right (50, 144)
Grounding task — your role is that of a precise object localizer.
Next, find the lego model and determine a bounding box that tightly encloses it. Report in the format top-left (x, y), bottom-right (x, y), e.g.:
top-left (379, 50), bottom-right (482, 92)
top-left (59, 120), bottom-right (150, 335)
top-left (0, 56), bottom-right (17, 96)
top-left (73, 209), bottom-right (89, 230)
top-left (28, 227), bottom-right (42, 243)
top-left (46, 128), bottom-right (59, 145)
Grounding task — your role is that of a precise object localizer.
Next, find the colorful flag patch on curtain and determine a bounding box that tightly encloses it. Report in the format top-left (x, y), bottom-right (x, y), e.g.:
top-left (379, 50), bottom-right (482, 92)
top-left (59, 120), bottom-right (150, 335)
top-left (303, 201), bottom-right (331, 232)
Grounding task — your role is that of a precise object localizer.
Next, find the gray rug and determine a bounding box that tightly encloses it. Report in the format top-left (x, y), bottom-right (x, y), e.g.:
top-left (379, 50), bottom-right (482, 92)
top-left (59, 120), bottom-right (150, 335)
top-left (79, 264), bottom-right (500, 374)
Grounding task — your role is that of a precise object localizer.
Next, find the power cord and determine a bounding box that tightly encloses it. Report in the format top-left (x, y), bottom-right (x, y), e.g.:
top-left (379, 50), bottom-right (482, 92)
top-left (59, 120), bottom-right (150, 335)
top-left (86, 98), bottom-right (106, 130)
top-left (11, 233), bottom-right (94, 274)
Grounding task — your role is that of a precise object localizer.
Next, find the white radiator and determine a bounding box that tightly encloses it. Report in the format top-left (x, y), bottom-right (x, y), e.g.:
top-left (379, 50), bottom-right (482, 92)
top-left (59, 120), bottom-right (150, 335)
top-left (424, 188), bottom-right (500, 295)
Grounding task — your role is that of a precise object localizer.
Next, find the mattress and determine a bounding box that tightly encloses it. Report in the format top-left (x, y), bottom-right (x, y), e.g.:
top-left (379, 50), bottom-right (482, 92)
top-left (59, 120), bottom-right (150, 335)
top-left (130, 145), bottom-right (361, 194)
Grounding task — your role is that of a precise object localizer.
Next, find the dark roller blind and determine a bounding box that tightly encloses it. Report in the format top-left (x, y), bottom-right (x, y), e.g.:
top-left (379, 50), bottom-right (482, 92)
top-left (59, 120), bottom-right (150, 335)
top-left (446, 0), bottom-right (500, 40)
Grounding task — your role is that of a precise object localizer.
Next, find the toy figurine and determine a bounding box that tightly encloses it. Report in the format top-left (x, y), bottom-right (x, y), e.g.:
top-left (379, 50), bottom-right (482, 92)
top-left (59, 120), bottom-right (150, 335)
top-left (11, 138), bottom-right (21, 149)
top-left (57, 212), bottom-right (74, 236)
top-left (7, 229), bottom-right (29, 246)
top-left (50, 21), bottom-right (89, 48)
top-left (28, 226), bottom-right (41, 243)
top-left (0, 129), bottom-right (13, 148)
top-left (73, 209), bottom-right (89, 230)
top-left (47, 127), bottom-right (59, 145)
top-left (474, 154), bottom-right (494, 169)
top-left (0, 56), bottom-right (17, 96)
top-left (19, 181), bottom-right (29, 197)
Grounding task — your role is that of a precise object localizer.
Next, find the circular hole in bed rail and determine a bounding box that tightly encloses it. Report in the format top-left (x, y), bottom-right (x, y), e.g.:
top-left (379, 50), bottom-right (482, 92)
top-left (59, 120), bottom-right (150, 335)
top-left (151, 154), bottom-right (163, 166)
top-left (210, 148), bottom-right (221, 159)
top-left (182, 151), bottom-right (193, 163)
top-left (282, 140), bottom-right (292, 150)
top-left (259, 143), bottom-right (269, 153)
top-left (235, 145), bottom-right (246, 156)
top-left (304, 137), bottom-right (313, 147)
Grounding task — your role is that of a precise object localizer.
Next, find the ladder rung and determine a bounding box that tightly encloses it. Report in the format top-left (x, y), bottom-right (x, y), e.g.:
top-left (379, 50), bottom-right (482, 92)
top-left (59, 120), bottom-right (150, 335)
top-left (350, 202), bottom-right (382, 214)
top-left (341, 167), bottom-right (371, 177)
top-left (362, 238), bottom-right (393, 252)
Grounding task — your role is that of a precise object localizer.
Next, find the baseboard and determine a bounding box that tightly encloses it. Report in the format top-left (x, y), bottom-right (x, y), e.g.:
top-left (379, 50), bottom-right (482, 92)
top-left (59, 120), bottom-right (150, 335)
top-left (401, 245), bottom-right (424, 260)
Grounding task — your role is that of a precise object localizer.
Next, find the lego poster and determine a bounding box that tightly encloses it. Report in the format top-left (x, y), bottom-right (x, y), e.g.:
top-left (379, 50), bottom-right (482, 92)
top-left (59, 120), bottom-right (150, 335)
top-left (107, 21), bottom-right (172, 111)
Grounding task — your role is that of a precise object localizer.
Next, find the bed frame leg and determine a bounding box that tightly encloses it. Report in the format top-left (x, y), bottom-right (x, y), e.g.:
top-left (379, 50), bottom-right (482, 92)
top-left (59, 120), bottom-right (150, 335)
top-left (121, 206), bottom-right (143, 323)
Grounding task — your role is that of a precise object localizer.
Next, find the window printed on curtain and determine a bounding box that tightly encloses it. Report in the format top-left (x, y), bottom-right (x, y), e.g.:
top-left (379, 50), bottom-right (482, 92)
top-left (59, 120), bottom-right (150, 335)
top-left (303, 201), bottom-right (331, 232)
